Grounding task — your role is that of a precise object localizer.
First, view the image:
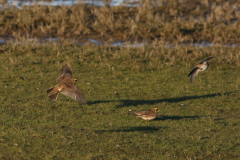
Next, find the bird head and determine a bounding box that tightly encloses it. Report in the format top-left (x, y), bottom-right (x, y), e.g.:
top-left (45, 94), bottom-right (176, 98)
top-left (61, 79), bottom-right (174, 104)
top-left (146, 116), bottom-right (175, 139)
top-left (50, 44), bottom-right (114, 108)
top-left (153, 108), bottom-right (159, 112)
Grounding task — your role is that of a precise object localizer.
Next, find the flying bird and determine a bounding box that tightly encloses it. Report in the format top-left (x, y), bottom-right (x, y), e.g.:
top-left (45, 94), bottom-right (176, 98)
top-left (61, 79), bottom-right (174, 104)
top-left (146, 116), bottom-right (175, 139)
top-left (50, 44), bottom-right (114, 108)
top-left (47, 65), bottom-right (87, 104)
top-left (132, 108), bottom-right (159, 120)
top-left (188, 57), bottom-right (216, 83)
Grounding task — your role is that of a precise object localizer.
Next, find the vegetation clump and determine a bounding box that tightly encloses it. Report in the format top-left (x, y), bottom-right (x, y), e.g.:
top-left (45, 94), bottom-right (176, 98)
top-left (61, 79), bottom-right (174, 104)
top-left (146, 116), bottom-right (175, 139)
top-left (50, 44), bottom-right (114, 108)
top-left (0, 0), bottom-right (240, 44)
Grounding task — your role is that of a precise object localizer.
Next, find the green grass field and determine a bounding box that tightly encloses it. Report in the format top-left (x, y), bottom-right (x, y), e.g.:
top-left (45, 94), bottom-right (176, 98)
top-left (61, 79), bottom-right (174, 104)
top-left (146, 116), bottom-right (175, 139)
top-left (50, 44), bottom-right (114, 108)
top-left (1, 43), bottom-right (240, 159)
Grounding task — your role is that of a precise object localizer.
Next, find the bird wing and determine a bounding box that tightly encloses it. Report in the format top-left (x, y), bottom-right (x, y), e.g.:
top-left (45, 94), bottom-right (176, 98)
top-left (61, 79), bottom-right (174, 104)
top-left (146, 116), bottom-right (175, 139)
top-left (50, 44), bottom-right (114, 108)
top-left (56, 65), bottom-right (72, 82)
top-left (137, 111), bottom-right (156, 117)
top-left (188, 67), bottom-right (200, 83)
top-left (134, 108), bottom-right (157, 115)
top-left (134, 111), bottom-right (146, 115)
top-left (60, 83), bottom-right (87, 104)
top-left (199, 56), bottom-right (216, 64)
top-left (188, 67), bottom-right (199, 77)
top-left (135, 110), bottom-right (152, 116)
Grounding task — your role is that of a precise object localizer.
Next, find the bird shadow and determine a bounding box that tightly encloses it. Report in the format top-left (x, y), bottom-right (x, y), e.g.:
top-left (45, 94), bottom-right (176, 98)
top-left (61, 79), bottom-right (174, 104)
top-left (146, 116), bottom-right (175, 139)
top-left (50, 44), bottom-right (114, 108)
top-left (95, 126), bottom-right (165, 133)
top-left (154, 115), bottom-right (201, 121)
top-left (88, 92), bottom-right (235, 108)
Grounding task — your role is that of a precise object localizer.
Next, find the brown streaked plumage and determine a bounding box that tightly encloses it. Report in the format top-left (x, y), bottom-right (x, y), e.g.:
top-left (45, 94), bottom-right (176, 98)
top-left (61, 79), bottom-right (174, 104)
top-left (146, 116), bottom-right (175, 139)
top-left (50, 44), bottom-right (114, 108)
top-left (188, 57), bottom-right (216, 83)
top-left (47, 65), bottom-right (87, 104)
top-left (133, 108), bottom-right (159, 120)
top-left (56, 65), bottom-right (72, 82)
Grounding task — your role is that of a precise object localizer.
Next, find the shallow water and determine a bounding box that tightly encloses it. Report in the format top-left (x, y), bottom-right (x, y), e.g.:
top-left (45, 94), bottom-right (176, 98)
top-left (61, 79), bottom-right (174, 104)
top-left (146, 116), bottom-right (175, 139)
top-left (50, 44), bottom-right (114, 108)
top-left (0, 37), bottom-right (239, 48)
top-left (1, 0), bottom-right (140, 9)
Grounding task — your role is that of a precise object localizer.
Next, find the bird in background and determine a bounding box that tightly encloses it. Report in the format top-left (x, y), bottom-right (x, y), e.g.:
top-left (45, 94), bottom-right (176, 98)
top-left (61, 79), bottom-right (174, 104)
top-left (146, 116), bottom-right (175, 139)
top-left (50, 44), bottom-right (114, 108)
top-left (47, 65), bottom-right (87, 104)
top-left (131, 108), bottom-right (159, 120)
top-left (114, 91), bottom-right (120, 100)
top-left (188, 57), bottom-right (216, 83)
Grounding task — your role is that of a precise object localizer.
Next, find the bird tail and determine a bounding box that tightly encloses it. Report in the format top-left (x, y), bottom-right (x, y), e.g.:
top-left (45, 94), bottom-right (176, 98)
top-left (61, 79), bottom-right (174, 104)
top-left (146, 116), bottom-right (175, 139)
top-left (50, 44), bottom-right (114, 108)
top-left (47, 87), bottom-right (59, 101)
top-left (133, 112), bottom-right (141, 115)
top-left (78, 92), bottom-right (87, 104)
top-left (128, 109), bottom-right (138, 115)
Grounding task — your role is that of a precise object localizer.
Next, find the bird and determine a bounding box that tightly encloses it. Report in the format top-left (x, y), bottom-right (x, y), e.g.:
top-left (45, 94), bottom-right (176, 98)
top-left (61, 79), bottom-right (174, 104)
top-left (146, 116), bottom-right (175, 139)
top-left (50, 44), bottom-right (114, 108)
top-left (132, 108), bottom-right (159, 120)
top-left (188, 57), bottom-right (216, 83)
top-left (47, 65), bottom-right (87, 104)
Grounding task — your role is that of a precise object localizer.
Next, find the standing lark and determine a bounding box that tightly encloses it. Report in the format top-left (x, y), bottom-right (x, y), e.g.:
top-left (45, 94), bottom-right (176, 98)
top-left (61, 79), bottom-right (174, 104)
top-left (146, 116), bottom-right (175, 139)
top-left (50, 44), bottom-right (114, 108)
top-left (188, 57), bottom-right (216, 83)
top-left (133, 108), bottom-right (159, 120)
top-left (47, 65), bottom-right (87, 104)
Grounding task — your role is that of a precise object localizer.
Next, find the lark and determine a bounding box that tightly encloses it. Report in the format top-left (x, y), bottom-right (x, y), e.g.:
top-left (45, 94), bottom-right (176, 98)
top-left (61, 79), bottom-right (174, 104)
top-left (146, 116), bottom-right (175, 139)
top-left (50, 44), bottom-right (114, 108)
top-left (188, 57), bottom-right (216, 83)
top-left (47, 65), bottom-right (87, 104)
top-left (133, 108), bottom-right (159, 120)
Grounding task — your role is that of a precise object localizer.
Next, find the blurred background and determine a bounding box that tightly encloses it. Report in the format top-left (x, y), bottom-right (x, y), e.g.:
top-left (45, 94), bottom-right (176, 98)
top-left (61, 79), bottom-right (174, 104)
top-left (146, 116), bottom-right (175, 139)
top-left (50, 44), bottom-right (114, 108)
top-left (0, 0), bottom-right (240, 46)
top-left (1, 0), bottom-right (145, 9)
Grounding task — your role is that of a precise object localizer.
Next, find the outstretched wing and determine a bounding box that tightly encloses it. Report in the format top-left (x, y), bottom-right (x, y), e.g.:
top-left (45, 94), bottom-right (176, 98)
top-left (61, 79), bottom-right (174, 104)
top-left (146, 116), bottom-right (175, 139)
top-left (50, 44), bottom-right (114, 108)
top-left (60, 83), bottom-right (87, 104)
top-left (188, 67), bottom-right (200, 83)
top-left (199, 56), bottom-right (216, 64)
top-left (56, 65), bottom-right (72, 81)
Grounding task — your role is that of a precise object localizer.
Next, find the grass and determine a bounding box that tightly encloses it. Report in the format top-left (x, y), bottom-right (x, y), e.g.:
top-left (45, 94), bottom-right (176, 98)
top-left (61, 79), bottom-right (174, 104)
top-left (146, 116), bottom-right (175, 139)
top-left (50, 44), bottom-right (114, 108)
top-left (0, 42), bottom-right (240, 159)
top-left (1, 0), bottom-right (240, 44)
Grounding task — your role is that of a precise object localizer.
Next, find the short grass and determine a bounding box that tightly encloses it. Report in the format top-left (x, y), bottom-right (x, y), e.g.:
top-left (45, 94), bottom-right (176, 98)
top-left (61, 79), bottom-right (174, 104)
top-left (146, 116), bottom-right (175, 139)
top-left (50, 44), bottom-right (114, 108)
top-left (1, 43), bottom-right (240, 159)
